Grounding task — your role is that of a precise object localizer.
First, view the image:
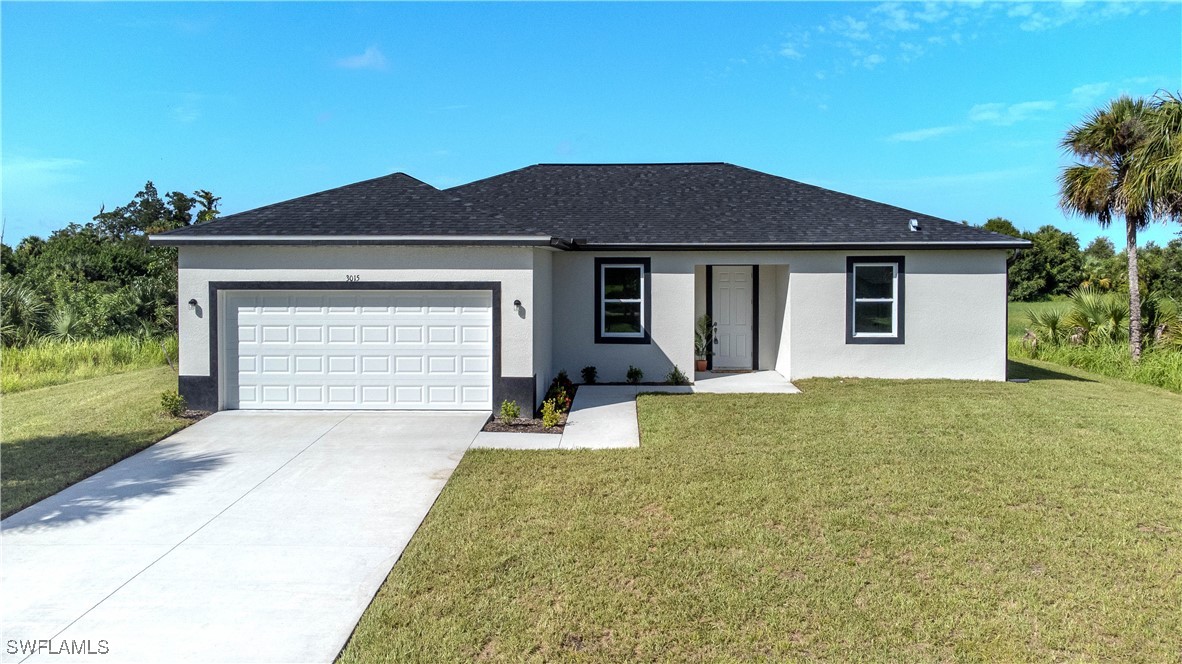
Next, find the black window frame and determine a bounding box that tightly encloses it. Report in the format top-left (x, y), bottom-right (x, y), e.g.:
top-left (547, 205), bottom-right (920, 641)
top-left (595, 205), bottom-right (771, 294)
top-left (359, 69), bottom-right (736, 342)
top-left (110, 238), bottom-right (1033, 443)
top-left (594, 257), bottom-right (652, 344)
top-left (846, 256), bottom-right (905, 345)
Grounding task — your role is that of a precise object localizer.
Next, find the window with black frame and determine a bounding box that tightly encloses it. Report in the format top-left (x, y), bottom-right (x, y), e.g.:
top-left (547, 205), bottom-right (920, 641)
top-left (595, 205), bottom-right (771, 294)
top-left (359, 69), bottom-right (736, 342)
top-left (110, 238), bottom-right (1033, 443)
top-left (846, 256), bottom-right (905, 344)
top-left (595, 258), bottom-right (651, 343)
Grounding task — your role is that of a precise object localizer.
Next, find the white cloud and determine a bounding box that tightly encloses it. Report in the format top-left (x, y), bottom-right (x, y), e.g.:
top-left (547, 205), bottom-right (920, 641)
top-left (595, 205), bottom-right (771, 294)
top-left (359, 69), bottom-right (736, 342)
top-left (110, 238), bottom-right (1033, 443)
top-left (831, 15), bottom-right (870, 41)
top-left (1069, 82), bottom-right (1111, 108)
top-left (336, 46), bottom-right (388, 71)
top-left (170, 93), bottom-right (203, 123)
top-left (968, 100), bottom-right (1056, 126)
top-left (780, 44), bottom-right (804, 59)
top-left (886, 125), bottom-right (959, 142)
top-left (858, 53), bottom-right (886, 69)
top-left (2, 156), bottom-right (85, 189)
top-left (874, 3), bottom-right (918, 31)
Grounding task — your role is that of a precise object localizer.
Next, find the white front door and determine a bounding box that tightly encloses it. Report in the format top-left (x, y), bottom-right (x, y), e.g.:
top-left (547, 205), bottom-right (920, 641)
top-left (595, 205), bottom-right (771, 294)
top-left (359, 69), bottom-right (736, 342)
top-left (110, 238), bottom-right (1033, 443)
top-left (711, 266), bottom-right (753, 370)
top-left (224, 290), bottom-right (493, 410)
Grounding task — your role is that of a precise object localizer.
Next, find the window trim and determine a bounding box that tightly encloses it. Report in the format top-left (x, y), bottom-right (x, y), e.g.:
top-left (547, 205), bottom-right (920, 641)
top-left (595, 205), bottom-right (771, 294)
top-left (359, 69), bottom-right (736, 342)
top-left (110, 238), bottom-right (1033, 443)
top-left (594, 257), bottom-right (652, 344)
top-left (846, 256), bottom-right (905, 345)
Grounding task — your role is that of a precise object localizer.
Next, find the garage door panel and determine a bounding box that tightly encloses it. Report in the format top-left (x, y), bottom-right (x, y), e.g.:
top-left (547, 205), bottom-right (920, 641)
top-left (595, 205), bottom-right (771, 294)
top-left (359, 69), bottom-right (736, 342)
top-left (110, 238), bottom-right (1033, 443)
top-left (228, 290), bottom-right (492, 410)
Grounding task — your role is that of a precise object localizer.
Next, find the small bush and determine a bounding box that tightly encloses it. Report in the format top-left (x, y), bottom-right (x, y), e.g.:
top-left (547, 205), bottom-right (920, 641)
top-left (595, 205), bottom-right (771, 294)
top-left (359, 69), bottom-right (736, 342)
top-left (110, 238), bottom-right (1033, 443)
top-left (541, 399), bottom-right (561, 428)
top-left (665, 365), bottom-right (690, 385)
top-left (499, 399), bottom-right (520, 425)
top-left (161, 390), bottom-right (186, 417)
top-left (581, 365), bottom-right (598, 384)
top-left (544, 370), bottom-right (575, 412)
top-left (626, 365), bottom-right (643, 384)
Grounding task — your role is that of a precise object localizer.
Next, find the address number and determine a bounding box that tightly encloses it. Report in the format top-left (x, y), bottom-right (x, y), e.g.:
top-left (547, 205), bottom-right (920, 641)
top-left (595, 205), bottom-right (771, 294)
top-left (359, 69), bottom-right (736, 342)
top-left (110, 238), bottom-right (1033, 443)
top-left (345, 274), bottom-right (361, 282)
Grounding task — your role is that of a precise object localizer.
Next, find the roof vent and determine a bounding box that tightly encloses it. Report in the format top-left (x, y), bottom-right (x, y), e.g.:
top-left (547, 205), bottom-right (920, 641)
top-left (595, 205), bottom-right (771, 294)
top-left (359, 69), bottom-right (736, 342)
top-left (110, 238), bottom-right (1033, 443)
top-left (909, 218), bottom-right (920, 232)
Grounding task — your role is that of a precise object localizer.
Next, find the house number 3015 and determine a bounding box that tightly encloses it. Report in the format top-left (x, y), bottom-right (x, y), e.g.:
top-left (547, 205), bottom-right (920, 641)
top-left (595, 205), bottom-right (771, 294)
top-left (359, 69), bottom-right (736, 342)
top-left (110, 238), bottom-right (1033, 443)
top-left (345, 274), bottom-right (361, 282)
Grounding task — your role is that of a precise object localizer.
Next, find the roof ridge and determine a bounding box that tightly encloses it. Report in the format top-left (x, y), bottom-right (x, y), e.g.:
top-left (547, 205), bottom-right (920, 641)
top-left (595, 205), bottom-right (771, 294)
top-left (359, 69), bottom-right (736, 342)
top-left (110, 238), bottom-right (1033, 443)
top-left (532, 162), bottom-right (730, 166)
top-left (196, 172), bottom-right (436, 225)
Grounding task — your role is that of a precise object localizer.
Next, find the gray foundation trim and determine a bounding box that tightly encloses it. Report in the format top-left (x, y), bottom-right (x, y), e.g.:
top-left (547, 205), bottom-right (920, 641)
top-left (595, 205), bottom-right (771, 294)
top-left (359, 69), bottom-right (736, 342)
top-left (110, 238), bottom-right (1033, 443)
top-left (194, 281), bottom-right (507, 411)
top-left (496, 376), bottom-right (537, 413)
top-left (178, 375), bottom-right (218, 412)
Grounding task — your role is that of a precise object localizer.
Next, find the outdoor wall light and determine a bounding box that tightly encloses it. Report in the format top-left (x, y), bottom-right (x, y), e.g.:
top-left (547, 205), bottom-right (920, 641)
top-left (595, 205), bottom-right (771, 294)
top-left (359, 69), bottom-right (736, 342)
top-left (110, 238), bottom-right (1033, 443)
top-left (188, 298), bottom-right (198, 310)
top-left (513, 299), bottom-right (522, 311)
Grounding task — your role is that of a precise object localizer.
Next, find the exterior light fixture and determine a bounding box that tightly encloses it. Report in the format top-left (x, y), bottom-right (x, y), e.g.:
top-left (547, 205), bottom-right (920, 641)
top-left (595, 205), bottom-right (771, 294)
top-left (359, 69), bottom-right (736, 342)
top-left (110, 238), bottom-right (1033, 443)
top-left (188, 298), bottom-right (198, 310)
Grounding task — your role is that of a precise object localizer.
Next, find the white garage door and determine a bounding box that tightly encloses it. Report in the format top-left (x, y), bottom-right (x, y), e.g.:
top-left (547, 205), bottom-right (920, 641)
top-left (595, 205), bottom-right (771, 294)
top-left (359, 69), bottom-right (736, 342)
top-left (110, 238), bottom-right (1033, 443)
top-left (225, 290), bottom-right (492, 410)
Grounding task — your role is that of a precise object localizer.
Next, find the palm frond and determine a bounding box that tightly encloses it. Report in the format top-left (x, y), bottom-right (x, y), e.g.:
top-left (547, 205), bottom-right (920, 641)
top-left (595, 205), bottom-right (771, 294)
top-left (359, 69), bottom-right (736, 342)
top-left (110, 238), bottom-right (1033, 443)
top-left (1058, 164), bottom-right (1115, 225)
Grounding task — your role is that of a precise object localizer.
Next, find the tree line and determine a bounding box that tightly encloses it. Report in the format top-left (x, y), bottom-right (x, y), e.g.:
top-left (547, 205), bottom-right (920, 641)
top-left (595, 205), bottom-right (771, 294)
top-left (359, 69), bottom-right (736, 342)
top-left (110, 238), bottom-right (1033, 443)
top-left (1, 183), bottom-right (219, 345)
top-left (980, 217), bottom-right (1182, 302)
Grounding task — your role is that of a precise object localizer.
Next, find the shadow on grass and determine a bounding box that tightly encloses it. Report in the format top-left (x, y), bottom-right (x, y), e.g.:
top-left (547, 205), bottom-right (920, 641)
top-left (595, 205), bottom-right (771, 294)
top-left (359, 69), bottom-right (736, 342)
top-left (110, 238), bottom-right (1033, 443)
top-left (1, 433), bottom-right (227, 527)
top-left (1007, 359), bottom-right (1095, 383)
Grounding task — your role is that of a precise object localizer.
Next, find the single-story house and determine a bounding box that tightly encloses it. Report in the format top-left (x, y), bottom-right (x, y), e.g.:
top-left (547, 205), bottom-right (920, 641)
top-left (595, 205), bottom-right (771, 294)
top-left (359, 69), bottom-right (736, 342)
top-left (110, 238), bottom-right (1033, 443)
top-left (151, 162), bottom-right (1030, 412)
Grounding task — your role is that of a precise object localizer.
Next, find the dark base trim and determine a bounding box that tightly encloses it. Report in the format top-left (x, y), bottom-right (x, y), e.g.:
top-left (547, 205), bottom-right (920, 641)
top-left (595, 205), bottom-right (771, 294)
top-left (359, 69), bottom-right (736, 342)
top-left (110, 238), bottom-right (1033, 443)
top-left (179, 375), bottom-right (218, 412)
top-left (496, 376), bottom-right (537, 413)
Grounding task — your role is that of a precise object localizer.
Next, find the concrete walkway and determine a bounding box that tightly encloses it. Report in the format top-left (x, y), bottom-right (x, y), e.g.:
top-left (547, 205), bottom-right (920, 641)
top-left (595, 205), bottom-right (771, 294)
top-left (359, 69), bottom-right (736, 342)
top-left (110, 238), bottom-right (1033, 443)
top-left (472, 371), bottom-right (799, 450)
top-left (1, 410), bottom-right (486, 664)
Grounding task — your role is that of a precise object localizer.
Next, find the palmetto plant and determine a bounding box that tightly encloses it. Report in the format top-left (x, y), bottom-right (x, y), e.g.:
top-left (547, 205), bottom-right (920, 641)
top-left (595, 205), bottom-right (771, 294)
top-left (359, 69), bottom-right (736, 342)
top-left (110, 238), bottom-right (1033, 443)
top-left (1026, 306), bottom-right (1071, 346)
top-left (1, 281), bottom-right (49, 346)
top-left (45, 304), bottom-right (86, 342)
top-left (1064, 286), bottom-right (1128, 345)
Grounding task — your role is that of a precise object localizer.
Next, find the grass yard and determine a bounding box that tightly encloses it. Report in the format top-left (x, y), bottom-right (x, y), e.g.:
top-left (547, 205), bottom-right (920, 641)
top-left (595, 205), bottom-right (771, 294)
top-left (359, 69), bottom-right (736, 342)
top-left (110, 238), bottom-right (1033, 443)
top-left (1, 366), bottom-right (191, 518)
top-left (340, 359), bottom-right (1182, 662)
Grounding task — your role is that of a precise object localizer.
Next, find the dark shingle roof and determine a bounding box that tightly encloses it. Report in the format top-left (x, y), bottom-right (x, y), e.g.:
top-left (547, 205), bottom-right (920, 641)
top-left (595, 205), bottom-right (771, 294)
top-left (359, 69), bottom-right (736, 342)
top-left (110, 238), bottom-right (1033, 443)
top-left (153, 163), bottom-right (1028, 248)
top-left (156, 173), bottom-right (525, 239)
top-left (447, 163), bottom-right (1025, 247)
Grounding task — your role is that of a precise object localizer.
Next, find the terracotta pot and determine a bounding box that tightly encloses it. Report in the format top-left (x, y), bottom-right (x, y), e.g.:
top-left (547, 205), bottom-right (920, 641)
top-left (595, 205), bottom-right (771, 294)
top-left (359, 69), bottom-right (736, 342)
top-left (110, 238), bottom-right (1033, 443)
top-left (695, 359), bottom-right (707, 372)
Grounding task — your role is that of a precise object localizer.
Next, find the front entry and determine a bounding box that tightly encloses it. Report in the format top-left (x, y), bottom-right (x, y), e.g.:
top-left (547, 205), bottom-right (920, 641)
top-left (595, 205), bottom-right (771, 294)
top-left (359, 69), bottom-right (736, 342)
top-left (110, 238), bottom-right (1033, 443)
top-left (711, 266), bottom-right (754, 370)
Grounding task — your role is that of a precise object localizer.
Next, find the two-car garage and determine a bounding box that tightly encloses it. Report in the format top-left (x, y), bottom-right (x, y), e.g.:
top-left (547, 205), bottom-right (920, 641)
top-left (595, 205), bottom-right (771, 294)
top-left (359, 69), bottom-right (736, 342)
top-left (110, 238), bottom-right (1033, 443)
top-left (222, 290), bottom-right (494, 411)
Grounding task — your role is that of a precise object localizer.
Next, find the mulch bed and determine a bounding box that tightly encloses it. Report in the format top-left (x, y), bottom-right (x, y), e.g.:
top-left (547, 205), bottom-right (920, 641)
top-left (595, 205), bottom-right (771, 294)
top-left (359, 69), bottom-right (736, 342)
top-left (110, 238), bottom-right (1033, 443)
top-left (482, 412), bottom-right (567, 434)
top-left (178, 409), bottom-right (213, 422)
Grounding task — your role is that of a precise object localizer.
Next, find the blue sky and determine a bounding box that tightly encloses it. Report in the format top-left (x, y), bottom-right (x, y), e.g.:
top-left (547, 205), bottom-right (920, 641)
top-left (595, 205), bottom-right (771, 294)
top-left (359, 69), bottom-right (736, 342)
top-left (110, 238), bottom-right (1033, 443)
top-left (3, 1), bottom-right (1180, 247)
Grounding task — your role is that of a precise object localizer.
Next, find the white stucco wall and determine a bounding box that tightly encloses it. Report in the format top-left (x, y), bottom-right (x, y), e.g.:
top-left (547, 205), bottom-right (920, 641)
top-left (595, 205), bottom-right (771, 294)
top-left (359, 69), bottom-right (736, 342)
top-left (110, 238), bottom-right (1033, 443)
top-left (551, 249), bottom-right (1007, 384)
top-left (554, 252), bottom-right (794, 383)
top-left (787, 249), bottom-right (1009, 381)
top-left (178, 245), bottom-right (1009, 404)
top-left (176, 245), bottom-right (538, 383)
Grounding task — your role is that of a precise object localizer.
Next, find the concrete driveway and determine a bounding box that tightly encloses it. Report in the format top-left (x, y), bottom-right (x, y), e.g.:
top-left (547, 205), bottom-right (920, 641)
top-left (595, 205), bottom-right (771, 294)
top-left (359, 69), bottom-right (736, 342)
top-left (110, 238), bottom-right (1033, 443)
top-left (1, 410), bottom-right (487, 663)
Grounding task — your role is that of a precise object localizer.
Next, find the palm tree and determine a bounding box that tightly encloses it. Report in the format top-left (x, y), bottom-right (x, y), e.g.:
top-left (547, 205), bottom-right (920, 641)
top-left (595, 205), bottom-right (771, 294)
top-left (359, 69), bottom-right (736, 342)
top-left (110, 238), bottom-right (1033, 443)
top-left (1130, 91), bottom-right (1182, 223)
top-left (1059, 96), bottom-right (1152, 359)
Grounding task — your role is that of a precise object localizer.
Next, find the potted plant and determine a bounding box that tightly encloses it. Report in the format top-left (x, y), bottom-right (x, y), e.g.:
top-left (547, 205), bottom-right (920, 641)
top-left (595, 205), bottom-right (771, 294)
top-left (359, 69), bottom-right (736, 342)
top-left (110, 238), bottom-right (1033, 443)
top-left (694, 314), bottom-right (713, 372)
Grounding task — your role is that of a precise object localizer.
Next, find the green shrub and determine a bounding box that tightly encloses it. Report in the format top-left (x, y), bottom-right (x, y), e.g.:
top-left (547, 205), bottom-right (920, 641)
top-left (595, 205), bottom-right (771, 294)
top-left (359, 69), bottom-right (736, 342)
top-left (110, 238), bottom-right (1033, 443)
top-left (580, 365), bottom-right (597, 384)
top-left (626, 365), bottom-right (643, 384)
top-left (161, 389), bottom-right (186, 417)
top-left (540, 399), bottom-right (561, 428)
top-left (544, 371), bottom-right (575, 412)
top-left (665, 366), bottom-right (690, 386)
top-left (499, 399), bottom-right (520, 425)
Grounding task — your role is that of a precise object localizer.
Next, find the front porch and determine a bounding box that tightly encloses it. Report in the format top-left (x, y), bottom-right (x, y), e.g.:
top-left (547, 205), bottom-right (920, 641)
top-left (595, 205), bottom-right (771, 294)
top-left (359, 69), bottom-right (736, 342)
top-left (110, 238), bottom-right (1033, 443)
top-left (694, 262), bottom-right (789, 374)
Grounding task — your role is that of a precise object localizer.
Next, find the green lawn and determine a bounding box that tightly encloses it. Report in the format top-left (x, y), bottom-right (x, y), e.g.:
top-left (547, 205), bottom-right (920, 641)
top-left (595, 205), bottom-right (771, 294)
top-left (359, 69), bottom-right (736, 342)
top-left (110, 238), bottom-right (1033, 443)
top-left (340, 359), bottom-right (1182, 662)
top-left (1, 366), bottom-right (191, 518)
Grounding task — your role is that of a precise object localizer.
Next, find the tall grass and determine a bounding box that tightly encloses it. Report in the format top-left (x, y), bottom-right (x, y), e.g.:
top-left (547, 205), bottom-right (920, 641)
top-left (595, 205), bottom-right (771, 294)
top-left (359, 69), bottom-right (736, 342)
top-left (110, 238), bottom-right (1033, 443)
top-left (1009, 338), bottom-right (1182, 393)
top-left (1, 335), bottom-right (178, 394)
